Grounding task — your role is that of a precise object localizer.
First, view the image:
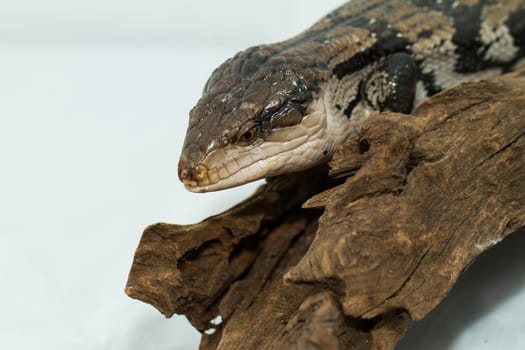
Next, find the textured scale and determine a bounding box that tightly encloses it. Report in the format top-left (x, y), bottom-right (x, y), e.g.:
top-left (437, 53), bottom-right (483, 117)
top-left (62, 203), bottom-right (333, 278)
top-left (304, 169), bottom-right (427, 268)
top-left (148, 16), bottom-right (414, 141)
top-left (179, 0), bottom-right (525, 192)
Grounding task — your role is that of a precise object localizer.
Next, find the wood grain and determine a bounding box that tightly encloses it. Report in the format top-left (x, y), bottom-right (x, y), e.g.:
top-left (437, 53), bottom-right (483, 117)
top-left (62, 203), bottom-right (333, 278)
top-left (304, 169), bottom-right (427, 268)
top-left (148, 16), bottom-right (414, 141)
top-left (126, 69), bottom-right (525, 349)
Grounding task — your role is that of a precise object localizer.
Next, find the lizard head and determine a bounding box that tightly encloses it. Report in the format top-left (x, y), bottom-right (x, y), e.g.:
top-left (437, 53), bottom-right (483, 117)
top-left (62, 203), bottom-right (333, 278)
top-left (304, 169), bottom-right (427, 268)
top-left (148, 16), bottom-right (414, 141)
top-left (178, 45), bottom-right (332, 192)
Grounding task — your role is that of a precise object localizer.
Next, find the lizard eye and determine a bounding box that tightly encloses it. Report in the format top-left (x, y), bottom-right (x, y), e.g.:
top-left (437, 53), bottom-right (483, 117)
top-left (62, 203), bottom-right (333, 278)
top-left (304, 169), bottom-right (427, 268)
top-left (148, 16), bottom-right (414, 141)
top-left (237, 127), bottom-right (258, 146)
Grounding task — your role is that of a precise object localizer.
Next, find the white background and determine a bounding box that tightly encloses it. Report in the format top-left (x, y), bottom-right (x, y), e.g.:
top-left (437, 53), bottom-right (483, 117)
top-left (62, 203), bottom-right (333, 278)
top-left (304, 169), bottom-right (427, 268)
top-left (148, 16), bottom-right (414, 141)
top-left (1, 1), bottom-right (524, 349)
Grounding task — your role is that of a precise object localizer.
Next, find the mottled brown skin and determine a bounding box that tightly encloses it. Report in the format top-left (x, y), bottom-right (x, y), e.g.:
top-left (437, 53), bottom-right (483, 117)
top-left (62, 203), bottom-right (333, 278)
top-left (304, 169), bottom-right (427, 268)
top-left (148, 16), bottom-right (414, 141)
top-left (179, 0), bottom-right (525, 192)
top-left (178, 44), bottom-right (330, 187)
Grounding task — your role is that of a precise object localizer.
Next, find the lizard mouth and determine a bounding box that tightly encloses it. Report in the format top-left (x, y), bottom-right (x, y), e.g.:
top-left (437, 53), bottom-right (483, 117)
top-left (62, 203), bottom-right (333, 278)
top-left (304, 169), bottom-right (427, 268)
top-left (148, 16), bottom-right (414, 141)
top-left (179, 161), bottom-right (261, 192)
top-left (178, 144), bottom-right (296, 192)
top-left (178, 157), bottom-right (249, 192)
top-left (179, 147), bottom-right (327, 193)
top-left (178, 130), bottom-right (327, 193)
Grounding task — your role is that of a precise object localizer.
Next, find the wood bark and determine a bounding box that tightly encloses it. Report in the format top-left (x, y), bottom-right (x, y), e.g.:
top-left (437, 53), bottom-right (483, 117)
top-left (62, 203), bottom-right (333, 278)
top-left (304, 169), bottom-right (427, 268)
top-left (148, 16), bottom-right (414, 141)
top-left (125, 69), bottom-right (525, 350)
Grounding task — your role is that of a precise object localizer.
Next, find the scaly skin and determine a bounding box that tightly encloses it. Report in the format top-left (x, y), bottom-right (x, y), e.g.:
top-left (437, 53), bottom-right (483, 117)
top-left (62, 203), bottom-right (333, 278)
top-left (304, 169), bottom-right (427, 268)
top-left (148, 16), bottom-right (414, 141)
top-left (179, 0), bottom-right (525, 192)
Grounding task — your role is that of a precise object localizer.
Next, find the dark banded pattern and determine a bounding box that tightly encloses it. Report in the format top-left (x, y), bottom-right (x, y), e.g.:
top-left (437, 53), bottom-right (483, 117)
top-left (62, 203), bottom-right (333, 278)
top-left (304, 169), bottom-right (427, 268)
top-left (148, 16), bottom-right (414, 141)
top-left (179, 0), bottom-right (525, 192)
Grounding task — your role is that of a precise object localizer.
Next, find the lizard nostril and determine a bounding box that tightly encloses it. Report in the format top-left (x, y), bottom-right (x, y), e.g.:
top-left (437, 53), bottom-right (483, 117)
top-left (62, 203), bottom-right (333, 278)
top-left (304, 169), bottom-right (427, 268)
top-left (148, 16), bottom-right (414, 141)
top-left (193, 164), bottom-right (208, 181)
top-left (178, 161), bottom-right (208, 185)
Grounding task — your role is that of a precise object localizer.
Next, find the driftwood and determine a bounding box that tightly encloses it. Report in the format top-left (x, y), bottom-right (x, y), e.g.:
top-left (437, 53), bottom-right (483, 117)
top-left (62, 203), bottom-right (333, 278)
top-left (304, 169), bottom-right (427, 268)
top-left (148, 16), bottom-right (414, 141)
top-left (125, 69), bottom-right (525, 350)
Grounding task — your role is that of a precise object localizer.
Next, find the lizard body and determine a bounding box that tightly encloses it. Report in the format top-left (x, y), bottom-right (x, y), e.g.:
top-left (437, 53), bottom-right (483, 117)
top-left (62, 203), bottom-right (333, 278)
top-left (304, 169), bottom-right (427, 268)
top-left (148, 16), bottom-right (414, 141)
top-left (179, 0), bottom-right (525, 192)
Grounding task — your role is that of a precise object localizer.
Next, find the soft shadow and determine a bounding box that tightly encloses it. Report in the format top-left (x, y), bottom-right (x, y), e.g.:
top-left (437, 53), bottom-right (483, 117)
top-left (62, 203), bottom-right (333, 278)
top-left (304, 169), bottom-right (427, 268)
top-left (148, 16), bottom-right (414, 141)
top-left (398, 227), bottom-right (525, 350)
top-left (113, 313), bottom-right (200, 350)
